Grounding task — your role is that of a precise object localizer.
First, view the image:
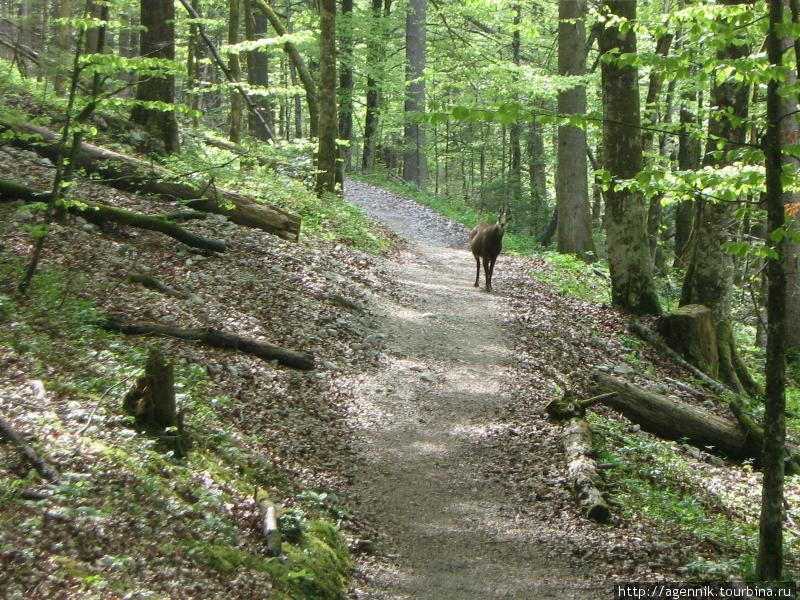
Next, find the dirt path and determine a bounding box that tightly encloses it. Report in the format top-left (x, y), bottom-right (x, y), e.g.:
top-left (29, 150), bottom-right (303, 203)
top-left (343, 181), bottom-right (602, 599)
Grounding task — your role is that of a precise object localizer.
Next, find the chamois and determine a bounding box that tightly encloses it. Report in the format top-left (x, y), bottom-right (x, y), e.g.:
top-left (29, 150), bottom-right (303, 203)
top-left (469, 207), bottom-right (511, 292)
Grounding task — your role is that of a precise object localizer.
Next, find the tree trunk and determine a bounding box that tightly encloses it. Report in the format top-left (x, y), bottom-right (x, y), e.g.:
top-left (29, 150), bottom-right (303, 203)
top-left (785, 0), bottom-right (800, 356)
top-left (131, 0), bottom-right (180, 154)
top-left (315, 0), bottom-right (338, 196)
top-left (337, 0), bottom-right (354, 182)
top-left (673, 90), bottom-right (701, 267)
top-left (594, 372), bottom-right (760, 459)
top-left (556, 0), bottom-right (595, 262)
top-left (244, 0), bottom-right (274, 141)
top-left (526, 119), bottom-right (547, 236)
top-left (254, 0), bottom-right (318, 136)
top-left (228, 0), bottom-right (243, 144)
top-left (598, 0), bottom-right (661, 315)
top-left (680, 0), bottom-right (755, 395)
top-left (642, 25), bottom-right (674, 262)
top-left (757, 0), bottom-right (790, 580)
top-left (402, 0), bottom-right (427, 188)
top-left (508, 4), bottom-right (522, 208)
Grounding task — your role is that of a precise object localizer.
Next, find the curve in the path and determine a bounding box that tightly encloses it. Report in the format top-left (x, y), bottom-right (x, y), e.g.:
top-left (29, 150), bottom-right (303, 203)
top-left (344, 180), bottom-right (602, 599)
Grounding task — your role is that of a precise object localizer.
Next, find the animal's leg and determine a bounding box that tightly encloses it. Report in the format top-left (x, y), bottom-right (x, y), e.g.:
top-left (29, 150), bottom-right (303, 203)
top-left (483, 258), bottom-right (492, 292)
top-left (487, 257), bottom-right (496, 292)
top-left (474, 257), bottom-right (481, 287)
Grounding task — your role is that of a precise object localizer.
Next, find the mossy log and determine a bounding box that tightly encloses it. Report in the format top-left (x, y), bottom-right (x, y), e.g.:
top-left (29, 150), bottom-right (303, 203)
top-left (563, 417), bottom-right (611, 522)
top-left (594, 371), bottom-right (760, 459)
top-left (0, 121), bottom-right (301, 240)
top-left (657, 304), bottom-right (719, 378)
top-left (256, 489), bottom-right (283, 556)
top-left (0, 177), bottom-right (226, 252)
top-left (105, 316), bottom-right (315, 370)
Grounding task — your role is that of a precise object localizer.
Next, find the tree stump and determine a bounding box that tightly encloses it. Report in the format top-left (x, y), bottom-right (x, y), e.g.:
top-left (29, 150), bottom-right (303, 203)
top-left (657, 304), bottom-right (719, 378)
top-left (123, 348), bottom-right (187, 455)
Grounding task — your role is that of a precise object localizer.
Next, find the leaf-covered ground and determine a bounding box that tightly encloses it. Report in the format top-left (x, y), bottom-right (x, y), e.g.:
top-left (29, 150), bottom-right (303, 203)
top-left (0, 145), bottom-right (798, 599)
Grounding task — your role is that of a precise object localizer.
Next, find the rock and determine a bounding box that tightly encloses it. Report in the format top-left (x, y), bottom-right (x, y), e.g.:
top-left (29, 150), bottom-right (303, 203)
top-left (322, 361), bottom-right (339, 371)
top-left (421, 373), bottom-right (436, 383)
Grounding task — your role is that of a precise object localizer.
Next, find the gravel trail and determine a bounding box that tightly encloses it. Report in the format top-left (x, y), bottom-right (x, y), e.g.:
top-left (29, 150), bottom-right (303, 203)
top-left (343, 180), bottom-right (602, 599)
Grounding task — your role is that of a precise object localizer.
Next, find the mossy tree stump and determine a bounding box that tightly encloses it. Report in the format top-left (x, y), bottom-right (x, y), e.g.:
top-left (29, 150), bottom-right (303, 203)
top-left (657, 304), bottom-right (719, 378)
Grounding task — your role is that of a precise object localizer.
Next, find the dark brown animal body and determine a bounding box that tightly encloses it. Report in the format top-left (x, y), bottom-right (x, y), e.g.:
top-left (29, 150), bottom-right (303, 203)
top-left (469, 208), bottom-right (511, 292)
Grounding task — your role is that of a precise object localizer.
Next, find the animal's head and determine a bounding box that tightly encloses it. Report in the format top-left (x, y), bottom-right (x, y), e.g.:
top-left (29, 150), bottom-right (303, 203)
top-left (497, 207), bottom-right (512, 231)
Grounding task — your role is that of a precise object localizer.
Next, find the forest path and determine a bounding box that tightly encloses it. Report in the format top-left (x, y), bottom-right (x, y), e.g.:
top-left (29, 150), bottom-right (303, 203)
top-left (343, 180), bottom-right (599, 599)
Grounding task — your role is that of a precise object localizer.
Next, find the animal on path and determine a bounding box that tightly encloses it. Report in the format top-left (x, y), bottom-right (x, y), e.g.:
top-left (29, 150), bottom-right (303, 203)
top-left (469, 207), bottom-right (511, 292)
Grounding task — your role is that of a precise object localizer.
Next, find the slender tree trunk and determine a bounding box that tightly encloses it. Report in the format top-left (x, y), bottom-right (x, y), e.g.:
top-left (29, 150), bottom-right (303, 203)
top-left (186, 0), bottom-right (202, 122)
top-left (508, 4), bottom-right (522, 208)
top-left (599, 0), bottom-right (661, 314)
top-left (337, 0), bottom-right (354, 183)
top-left (680, 0), bottom-right (756, 395)
top-left (557, 0), bottom-right (595, 262)
top-left (787, 0), bottom-right (800, 356)
top-left (757, 0), bottom-right (788, 580)
top-left (402, 0), bottom-right (427, 188)
top-left (228, 0), bottom-right (243, 143)
top-left (315, 0), bottom-right (338, 195)
top-left (54, 0), bottom-right (70, 93)
top-left (254, 0), bottom-right (317, 136)
top-left (527, 118), bottom-right (547, 235)
top-left (362, 0), bottom-right (388, 170)
top-left (674, 85), bottom-right (701, 267)
top-left (131, 0), bottom-right (180, 154)
top-left (244, 0), bottom-right (274, 141)
top-left (641, 14), bottom-right (674, 262)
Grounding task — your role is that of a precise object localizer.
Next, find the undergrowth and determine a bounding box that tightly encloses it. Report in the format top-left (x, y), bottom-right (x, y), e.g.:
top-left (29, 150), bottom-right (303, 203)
top-left (0, 256), bottom-right (352, 598)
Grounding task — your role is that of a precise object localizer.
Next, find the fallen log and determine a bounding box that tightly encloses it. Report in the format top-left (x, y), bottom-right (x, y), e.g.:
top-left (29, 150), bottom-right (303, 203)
top-left (104, 316), bottom-right (315, 370)
top-left (594, 371), bottom-right (760, 460)
top-left (127, 271), bottom-right (189, 299)
top-left (256, 489), bottom-right (283, 556)
top-left (0, 415), bottom-right (59, 482)
top-left (0, 121), bottom-right (301, 240)
top-left (0, 178), bottom-right (226, 252)
top-left (563, 417), bottom-right (611, 522)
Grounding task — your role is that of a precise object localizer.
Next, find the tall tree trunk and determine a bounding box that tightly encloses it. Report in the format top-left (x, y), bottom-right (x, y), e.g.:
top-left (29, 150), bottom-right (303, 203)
top-left (337, 0), bottom-right (354, 183)
top-left (527, 119), bottom-right (547, 236)
top-left (362, 0), bottom-right (391, 170)
top-left (402, 0), bottom-right (427, 188)
top-left (54, 0), bottom-right (70, 93)
top-left (186, 0), bottom-right (202, 122)
top-left (254, 0), bottom-right (317, 136)
top-left (599, 0), bottom-right (661, 314)
top-left (787, 0), bottom-right (800, 356)
top-left (674, 85), bottom-right (701, 267)
top-left (508, 4), bottom-right (522, 208)
top-left (557, 0), bottom-right (595, 262)
top-left (228, 0), bottom-right (243, 143)
top-left (641, 13), bottom-right (674, 262)
top-left (680, 0), bottom-right (756, 395)
top-left (131, 0), bottom-right (180, 154)
top-left (757, 0), bottom-right (789, 580)
top-left (244, 0), bottom-right (274, 141)
top-left (315, 0), bottom-right (338, 195)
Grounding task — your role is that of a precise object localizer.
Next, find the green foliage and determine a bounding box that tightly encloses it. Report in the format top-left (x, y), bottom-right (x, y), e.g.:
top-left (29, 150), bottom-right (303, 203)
top-left (531, 251), bottom-right (610, 303)
top-left (591, 415), bottom-right (768, 579)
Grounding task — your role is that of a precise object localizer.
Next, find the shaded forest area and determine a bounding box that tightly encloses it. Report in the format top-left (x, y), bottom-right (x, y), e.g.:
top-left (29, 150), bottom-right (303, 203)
top-left (0, 0), bottom-right (799, 596)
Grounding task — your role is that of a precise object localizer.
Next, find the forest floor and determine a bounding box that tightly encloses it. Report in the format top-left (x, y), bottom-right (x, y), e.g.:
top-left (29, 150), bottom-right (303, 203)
top-left (0, 139), bottom-right (791, 597)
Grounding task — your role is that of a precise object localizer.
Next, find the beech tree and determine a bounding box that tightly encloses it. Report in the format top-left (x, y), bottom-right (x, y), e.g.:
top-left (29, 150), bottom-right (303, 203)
top-left (598, 0), bottom-right (661, 315)
top-left (315, 0), bottom-right (338, 195)
top-left (402, 0), bottom-right (427, 188)
top-left (131, 0), bottom-right (180, 154)
top-left (556, 0), bottom-right (595, 262)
